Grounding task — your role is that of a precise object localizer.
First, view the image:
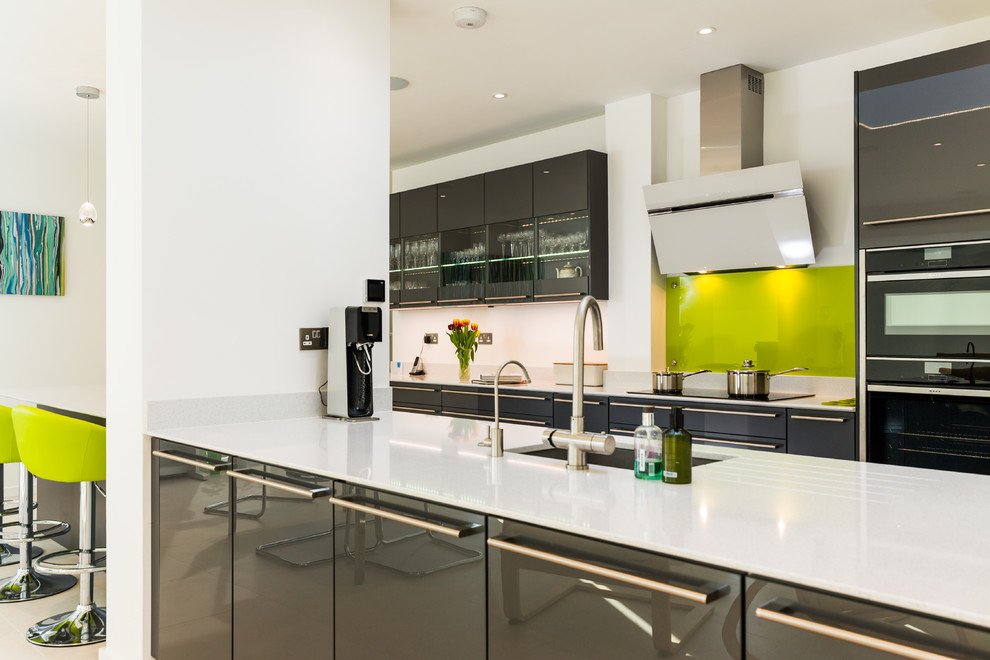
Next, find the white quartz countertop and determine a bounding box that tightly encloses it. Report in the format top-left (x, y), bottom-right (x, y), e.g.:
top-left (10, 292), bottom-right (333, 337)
top-left (152, 411), bottom-right (990, 629)
top-left (0, 385), bottom-right (106, 419)
top-left (390, 374), bottom-right (856, 411)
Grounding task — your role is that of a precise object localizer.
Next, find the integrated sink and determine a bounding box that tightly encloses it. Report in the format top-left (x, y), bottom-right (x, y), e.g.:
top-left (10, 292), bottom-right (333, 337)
top-left (511, 446), bottom-right (722, 470)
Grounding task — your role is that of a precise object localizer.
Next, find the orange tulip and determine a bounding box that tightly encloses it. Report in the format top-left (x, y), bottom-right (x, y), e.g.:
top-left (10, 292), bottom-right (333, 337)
top-left (470, 323), bottom-right (478, 331)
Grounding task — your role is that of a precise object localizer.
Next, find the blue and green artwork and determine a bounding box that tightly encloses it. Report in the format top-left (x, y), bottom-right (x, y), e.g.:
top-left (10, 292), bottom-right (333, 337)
top-left (0, 211), bottom-right (64, 296)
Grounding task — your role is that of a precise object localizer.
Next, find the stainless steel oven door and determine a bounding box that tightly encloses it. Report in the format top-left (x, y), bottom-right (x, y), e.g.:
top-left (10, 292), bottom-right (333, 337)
top-left (867, 385), bottom-right (990, 475)
top-left (865, 268), bottom-right (990, 358)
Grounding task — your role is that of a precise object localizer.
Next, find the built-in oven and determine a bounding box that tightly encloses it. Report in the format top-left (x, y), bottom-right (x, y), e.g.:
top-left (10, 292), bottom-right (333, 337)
top-left (861, 240), bottom-right (990, 475)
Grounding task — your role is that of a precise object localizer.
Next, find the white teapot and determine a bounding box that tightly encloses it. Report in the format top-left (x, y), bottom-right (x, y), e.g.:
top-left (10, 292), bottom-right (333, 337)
top-left (556, 263), bottom-right (583, 279)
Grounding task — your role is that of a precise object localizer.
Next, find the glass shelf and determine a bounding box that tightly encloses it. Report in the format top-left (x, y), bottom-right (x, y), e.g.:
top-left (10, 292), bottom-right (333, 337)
top-left (441, 260), bottom-right (486, 268)
top-left (538, 249), bottom-right (590, 260)
top-left (403, 265), bottom-right (438, 273)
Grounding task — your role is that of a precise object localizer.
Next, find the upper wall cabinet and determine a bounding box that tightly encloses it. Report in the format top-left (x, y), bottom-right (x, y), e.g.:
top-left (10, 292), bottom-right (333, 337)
top-left (856, 39), bottom-right (990, 249)
top-left (438, 175), bottom-right (485, 231)
top-left (389, 193), bottom-right (401, 239)
top-left (533, 151), bottom-right (591, 216)
top-left (392, 149), bottom-right (608, 309)
top-left (400, 185), bottom-right (438, 237)
top-left (485, 164), bottom-right (533, 224)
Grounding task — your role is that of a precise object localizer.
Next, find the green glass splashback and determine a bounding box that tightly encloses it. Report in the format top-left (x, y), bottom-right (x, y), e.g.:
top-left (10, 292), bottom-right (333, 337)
top-left (665, 266), bottom-right (855, 377)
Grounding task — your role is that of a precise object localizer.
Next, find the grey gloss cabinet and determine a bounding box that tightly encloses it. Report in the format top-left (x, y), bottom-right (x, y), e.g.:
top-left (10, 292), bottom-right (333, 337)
top-left (745, 578), bottom-right (990, 659)
top-left (333, 483), bottom-right (486, 659)
top-left (399, 185), bottom-right (438, 236)
top-left (488, 518), bottom-right (743, 659)
top-left (786, 410), bottom-right (856, 460)
top-left (229, 459), bottom-right (334, 659)
top-left (485, 163), bottom-right (533, 223)
top-left (152, 440), bottom-right (233, 660)
top-left (437, 175), bottom-right (484, 230)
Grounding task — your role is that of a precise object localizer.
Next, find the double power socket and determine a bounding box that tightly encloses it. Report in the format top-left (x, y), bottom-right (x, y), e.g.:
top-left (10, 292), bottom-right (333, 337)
top-left (424, 332), bottom-right (492, 345)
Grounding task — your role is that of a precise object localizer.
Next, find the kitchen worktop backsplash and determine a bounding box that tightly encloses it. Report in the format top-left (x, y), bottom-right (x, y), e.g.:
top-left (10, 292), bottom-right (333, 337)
top-left (665, 266), bottom-right (854, 377)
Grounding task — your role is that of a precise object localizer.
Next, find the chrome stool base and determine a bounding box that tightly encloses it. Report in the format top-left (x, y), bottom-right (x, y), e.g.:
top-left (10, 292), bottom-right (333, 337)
top-left (0, 569), bottom-right (76, 602)
top-left (27, 603), bottom-right (107, 647)
top-left (0, 543), bottom-right (42, 567)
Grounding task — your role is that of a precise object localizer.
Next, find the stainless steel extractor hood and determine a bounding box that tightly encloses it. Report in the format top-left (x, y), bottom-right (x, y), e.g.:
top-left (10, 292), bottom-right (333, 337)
top-left (644, 65), bottom-right (815, 274)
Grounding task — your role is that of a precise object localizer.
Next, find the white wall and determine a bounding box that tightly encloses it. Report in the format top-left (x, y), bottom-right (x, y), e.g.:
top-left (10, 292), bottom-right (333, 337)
top-left (104, 1), bottom-right (390, 657)
top-left (666, 13), bottom-right (990, 268)
top-left (0, 2), bottom-right (106, 389)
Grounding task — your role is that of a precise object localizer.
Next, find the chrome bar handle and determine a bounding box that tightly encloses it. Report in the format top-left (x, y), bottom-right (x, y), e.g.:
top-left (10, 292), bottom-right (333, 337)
top-left (227, 469), bottom-right (332, 499)
top-left (393, 406), bottom-right (439, 413)
top-left (391, 385), bottom-right (438, 391)
top-left (612, 401), bottom-right (672, 410)
top-left (694, 437), bottom-right (779, 449)
top-left (756, 599), bottom-right (956, 660)
top-left (331, 495), bottom-right (482, 539)
top-left (153, 449), bottom-right (232, 472)
top-left (683, 407), bottom-right (778, 418)
top-left (488, 536), bottom-right (727, 604)
top-left (791, 415), bottom-right (847, 423)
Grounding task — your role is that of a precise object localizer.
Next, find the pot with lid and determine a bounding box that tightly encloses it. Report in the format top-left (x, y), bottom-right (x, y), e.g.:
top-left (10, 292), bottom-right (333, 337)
top-left (653, 362), bottom-right (711, 394)
top-left (726, 360), bottom-right (808, 398)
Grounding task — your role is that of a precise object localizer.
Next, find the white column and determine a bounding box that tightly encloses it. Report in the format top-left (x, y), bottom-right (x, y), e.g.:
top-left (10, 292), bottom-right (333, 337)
top-left (604, 94), bottom-right (667, 373)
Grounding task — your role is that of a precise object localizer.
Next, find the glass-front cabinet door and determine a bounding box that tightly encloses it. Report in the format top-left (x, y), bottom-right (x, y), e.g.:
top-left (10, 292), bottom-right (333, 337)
top-left (535, 210), bottom-right (591, 301)
top-left (400, 233), bottom-right (439, 306)
top-left (440, 225), bottom-right (486, 305)
top-left (486, 218), bottom-right (535, 303)
top-left (389, 238), bottom-right (402, 306)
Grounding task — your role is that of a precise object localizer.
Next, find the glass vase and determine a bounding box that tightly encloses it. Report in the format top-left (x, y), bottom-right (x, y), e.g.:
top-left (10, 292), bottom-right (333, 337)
top-left (457, 353), bottom-right (471, 382)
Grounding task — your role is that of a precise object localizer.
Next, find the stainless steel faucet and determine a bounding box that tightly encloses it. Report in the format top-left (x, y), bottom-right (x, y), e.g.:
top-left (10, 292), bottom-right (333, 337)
top-left (481, 360), bottom-right (532, 458)
top-left (542, 296), bottom-right (615, 469)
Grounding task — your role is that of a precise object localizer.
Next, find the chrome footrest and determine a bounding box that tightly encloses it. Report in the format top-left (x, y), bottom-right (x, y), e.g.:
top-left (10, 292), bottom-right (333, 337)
top-left (35, 548), bottom-right (107, 576)
top-left (0, 542), bottom-right (42, 567)
top-left (0, 519), bottom-right (71, 544)
top-left (1, 496), bottom-right (38, 517)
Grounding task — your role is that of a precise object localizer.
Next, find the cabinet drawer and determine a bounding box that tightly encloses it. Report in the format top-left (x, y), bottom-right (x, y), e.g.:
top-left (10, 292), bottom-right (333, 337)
top-left (745, 577), bottom-right (990, 660)
top-left (683, 404), bottom-right (786, 439)
top-left (334, 484), bottom-right (486, 660)
top-left (441, 387), bottom-right (494, 413)
top-left (489, 517), bottom-right (743, 659)
top-left (391, 383), bottom-right (442, 408)
top-left (693, 432), bottom-right (785, 453)
top-left (443, 408), bottom-right (551, 428)
top-left (786, 410), bottom-right (856, 460)
top-left (609, 398), bottom-right (674, 427)
top-left (553, 394), bottom-right (608, 433)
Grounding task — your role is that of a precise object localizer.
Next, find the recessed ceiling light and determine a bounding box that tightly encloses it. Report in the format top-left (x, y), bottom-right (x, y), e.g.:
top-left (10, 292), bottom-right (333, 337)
top-left (697, 26), bottom-right (716, 36)
top-left (932, 142), bottom-right (943, 146)
top-left (492, 92), bottom-right (507, 99)
top-left (978, 163), bottom-right (987, 167)
top-left (390, 77), bottom-right (409, 91)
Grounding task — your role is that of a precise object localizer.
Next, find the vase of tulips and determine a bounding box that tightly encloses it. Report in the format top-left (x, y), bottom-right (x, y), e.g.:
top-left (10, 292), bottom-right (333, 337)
top-left (448, 318), bottom-right (480, 382)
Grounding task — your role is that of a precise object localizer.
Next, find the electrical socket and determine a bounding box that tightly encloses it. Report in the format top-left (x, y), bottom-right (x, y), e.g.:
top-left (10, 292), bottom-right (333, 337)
top-left (423, 333), bottom-right (438, 344)
top-left (478, 332), bottom-right (493, 345)
top-left (299, 327), bottom-right (328, 351)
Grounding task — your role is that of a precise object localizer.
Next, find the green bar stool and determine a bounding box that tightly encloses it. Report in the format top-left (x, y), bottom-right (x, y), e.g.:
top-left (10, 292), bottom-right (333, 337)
top-left (11, 406), bottom-right (106, 647)
top-left (0, 405), bottom-right (74, 599)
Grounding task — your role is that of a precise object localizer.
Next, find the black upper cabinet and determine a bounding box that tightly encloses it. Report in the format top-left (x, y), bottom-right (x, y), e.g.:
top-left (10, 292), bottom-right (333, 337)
top-left (438, 175), bottom-right (485, 230)
top-left (857, 39), bottom-right (990, 248)
top-left (533, 151), bottom-right (590, 216)
top-left (400, 185), bottom-right (438, 236)
top-left (389, 192), bottom-right (400, 239)
top-left (485, 164), bottom-right (533, 224)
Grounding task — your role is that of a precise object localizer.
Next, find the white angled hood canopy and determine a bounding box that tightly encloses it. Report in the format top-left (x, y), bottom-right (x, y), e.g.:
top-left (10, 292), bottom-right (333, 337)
top-left (643, 65), bottom-right (815, 274)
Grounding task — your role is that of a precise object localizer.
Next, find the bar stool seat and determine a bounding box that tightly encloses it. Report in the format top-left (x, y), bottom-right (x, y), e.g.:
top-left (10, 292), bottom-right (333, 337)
top-left (11, 406), bottom-right (106, 647)
top-left (0, 405), bottom-right (73, 596)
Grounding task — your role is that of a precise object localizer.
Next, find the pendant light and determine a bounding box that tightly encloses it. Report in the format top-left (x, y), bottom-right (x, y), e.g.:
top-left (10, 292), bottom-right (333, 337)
top-left (76, 85), bottom-right (100, 226)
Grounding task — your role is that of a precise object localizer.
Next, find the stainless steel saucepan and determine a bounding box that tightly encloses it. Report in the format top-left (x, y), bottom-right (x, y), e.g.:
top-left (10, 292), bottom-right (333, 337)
top-left (653, 368), bottom-right (711, 394)
top-left (726, 360), bottom-right (808, 397)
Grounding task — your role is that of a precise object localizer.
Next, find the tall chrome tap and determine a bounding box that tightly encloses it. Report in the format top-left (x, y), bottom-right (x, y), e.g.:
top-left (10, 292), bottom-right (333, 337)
top-left (542, 296), bottom-right (615, 469)
top-left (481, 360), bottom-right (532, 458)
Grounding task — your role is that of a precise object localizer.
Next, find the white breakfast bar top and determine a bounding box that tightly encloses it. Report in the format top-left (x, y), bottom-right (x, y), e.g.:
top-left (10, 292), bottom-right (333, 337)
top-left (151, 411), bottom-right (990, 630)
top-left (0, 385), bottom-right (106, 419)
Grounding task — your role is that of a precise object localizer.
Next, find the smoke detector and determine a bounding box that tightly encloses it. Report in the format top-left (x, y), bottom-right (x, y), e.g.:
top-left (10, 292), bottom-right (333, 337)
top-left (453, 6), bottom-right (487, 29)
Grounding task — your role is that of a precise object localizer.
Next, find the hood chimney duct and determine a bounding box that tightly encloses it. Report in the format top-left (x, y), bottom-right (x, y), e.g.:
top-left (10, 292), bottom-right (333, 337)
top-left (700, 65), bottom-right (764, 176)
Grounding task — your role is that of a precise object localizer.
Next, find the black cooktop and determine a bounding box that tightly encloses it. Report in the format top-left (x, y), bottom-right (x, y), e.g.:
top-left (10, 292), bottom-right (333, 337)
top-left (626, 388), bottom-right (814, 402)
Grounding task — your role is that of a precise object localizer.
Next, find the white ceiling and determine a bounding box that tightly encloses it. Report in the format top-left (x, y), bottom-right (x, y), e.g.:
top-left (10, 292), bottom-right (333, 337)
top-left (390, 0), bottom-right (990, 168)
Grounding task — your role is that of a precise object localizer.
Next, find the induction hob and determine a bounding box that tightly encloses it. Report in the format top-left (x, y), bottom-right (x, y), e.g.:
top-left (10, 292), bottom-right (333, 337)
top-left (626, 388), bottom-right (814, 402)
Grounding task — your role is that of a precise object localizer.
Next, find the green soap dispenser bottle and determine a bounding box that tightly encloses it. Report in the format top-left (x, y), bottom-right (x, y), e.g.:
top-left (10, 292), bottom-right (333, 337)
top-left (633, 406), bottom-right (663, 480)
top-left (662, 406), bottom-right (692, 484)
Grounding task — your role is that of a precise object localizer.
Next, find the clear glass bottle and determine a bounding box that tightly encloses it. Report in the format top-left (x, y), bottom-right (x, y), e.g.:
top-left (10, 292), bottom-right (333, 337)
top-left (663, 406), bottom-right (692, 484)
top-left (633, 406), bottom-right (663, 480)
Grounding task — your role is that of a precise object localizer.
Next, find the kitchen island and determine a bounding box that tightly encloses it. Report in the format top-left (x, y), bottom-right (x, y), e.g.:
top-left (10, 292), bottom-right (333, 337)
top-left (151, 410), bottom-right (990, 625)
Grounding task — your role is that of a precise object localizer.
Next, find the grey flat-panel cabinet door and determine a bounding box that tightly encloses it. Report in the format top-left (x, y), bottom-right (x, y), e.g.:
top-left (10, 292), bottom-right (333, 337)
top-left (230, 460), bottom-right (334, 659)
top-left (489, 518), bottom-right (743, 659)
top-left (152, 440), bottom-right (233, 660)
top-left (745, 577), bottom-right (990, 659)
top-left (333, 483), bottom-right (486, 659)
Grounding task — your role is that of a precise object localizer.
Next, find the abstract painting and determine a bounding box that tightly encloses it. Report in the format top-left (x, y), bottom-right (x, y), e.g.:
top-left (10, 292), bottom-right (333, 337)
top-left (0, 211), bottom-right (64, 296)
